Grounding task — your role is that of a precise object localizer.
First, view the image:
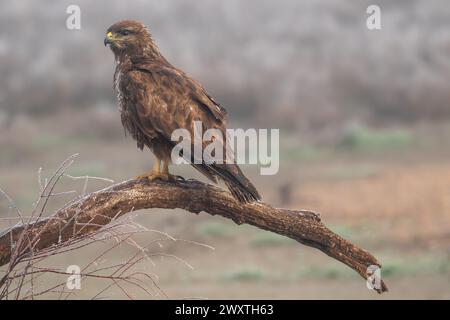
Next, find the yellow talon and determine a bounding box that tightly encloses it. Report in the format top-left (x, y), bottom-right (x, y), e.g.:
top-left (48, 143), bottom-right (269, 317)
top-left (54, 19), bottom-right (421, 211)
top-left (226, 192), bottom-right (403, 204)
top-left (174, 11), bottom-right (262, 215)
top-left (136, 160), bottom-right (181, 181)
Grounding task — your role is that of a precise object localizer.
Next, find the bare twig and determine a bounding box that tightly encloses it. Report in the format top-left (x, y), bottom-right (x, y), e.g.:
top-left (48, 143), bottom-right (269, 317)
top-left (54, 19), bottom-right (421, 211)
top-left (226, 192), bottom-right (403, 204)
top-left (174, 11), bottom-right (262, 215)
top-left (0, 156), bottom-right (167, 299)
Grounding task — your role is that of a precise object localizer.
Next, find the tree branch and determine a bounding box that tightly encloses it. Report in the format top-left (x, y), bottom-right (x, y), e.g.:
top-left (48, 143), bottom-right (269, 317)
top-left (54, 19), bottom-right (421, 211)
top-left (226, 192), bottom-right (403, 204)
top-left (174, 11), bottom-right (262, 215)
top-left (0, 178), bottom-right (388, 293)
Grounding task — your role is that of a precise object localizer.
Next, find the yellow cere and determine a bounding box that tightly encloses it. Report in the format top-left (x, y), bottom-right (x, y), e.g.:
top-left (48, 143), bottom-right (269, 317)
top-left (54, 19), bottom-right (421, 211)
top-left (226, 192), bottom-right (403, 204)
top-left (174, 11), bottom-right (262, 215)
top-left (107, 32), bottom-right (113, 38)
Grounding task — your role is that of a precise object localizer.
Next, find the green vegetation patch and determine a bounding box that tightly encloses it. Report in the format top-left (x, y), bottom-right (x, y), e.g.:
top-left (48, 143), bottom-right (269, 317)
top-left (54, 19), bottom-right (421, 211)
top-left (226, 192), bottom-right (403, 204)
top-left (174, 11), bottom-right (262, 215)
top-left (249, 231), bottom-right (295, 247)
top-left (221, 267), bottom-right (265, 282)
top-left (339, 126), bottom-right (414, 152)
top-left (195, 222), bottom-right (238, 238)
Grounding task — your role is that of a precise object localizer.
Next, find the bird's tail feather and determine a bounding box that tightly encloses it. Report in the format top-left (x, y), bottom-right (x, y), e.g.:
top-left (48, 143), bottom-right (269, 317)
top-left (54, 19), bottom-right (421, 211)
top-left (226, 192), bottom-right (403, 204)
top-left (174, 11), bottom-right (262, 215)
top-left (224, 181), bottom-right (260, 203)
top-left (212, 164), bottom-right (261, 203)
top-left (189, 161), bottom-right (261, 203)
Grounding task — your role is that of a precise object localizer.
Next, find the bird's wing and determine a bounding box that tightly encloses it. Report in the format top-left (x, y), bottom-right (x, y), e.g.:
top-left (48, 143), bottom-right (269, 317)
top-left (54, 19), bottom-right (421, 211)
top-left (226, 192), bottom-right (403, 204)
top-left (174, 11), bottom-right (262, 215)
top-left (120, 67), bottom-right (260, 202)
top-left (121, 67), bottom-right (228, 154)
top-left (132, 62), bottom-right (227, 122)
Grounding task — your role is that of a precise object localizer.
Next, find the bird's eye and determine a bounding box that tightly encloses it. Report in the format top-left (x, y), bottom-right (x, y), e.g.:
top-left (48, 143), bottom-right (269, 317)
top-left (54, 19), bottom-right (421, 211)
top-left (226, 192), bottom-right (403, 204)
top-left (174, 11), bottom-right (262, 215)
top-left (120, 30), bottom-right (130, 36)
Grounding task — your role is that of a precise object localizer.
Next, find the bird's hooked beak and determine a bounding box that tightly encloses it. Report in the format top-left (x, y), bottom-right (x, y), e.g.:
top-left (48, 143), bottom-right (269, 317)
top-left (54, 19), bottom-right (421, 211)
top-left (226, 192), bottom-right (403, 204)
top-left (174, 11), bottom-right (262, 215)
top-left (104, 31), bottom-right (115, 47)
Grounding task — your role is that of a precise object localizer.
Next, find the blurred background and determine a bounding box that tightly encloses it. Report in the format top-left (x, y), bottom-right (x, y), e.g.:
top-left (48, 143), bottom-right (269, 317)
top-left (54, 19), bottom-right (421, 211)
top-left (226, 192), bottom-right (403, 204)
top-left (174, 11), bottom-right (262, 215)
top-left (0, 0), bottom-right (449, 299)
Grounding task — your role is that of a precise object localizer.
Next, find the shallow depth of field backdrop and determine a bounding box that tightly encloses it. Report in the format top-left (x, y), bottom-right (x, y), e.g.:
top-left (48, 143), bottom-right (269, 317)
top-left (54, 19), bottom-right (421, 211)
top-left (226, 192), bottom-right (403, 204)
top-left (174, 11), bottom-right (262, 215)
top-left (0, 0), bottom-right (449, 299)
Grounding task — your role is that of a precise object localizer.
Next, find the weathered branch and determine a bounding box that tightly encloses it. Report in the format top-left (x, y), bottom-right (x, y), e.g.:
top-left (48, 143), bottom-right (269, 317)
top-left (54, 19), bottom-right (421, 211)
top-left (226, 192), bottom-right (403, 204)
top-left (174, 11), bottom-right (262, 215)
top-left (0, 179), bottom-right (388, 293)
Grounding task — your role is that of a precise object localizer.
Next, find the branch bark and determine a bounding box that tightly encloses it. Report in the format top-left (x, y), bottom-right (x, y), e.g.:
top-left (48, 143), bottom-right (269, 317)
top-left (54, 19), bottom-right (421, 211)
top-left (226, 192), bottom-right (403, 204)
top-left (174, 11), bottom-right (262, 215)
top-left (0, 178), bottom-right (388, 293)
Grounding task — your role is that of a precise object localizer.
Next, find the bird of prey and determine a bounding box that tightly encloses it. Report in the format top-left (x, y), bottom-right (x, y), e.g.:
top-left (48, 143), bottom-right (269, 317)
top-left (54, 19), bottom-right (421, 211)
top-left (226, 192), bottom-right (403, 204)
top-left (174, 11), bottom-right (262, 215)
top-left (104, 20), bottom-right (261, 203)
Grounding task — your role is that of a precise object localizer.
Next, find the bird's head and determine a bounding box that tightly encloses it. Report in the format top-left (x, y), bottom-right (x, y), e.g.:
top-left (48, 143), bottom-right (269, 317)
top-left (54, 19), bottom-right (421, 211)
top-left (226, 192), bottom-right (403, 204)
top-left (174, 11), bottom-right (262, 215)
top-left (104, 20), bottom-right (159, 60)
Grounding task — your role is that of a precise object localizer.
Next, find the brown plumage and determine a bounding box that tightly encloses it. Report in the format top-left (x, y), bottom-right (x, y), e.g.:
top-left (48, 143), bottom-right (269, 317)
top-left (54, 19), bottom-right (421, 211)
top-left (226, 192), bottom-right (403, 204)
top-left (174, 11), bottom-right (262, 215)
top-left (104, 20), bottom-right (261, 203)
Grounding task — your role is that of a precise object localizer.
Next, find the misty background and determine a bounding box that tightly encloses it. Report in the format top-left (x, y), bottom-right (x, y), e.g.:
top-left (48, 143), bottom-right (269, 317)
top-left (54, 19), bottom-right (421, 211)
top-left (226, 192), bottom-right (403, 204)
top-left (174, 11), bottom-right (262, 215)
top-left (2, 0), bottom-right (450, 132)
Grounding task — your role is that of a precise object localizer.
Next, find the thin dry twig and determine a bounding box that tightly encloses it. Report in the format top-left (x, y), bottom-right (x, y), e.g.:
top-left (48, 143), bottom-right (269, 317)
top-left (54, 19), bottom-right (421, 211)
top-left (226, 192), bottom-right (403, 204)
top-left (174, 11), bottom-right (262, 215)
top-left (0, 157), bottom-right (169, 300)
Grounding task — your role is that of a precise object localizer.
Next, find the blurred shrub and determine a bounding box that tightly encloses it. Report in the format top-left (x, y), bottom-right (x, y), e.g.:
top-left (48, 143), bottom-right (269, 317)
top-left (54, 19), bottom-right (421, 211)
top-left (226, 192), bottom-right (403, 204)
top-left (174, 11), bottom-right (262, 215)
top-left (339, 125), bottom-right (414, 152)
top-left (284, 145), bottom-right (321, 161)
top-left (382, 255), bottom-right (450, 277)
top-left (222, 267), bottom-right (265, 282)
top-left (249, 232), bottom-right (295, 247)
top-left (299, 265), bottom-right (354, 280)
top-left (195, 222), bottom-right (237, 238)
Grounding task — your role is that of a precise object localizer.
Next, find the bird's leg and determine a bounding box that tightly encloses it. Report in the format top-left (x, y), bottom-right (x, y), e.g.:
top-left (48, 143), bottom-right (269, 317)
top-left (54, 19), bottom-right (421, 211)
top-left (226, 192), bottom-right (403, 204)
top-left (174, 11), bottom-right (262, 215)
top-left (160, 160), bottom-right (185, 181)
top-left (160, 160), bottom-right (177, 181)
top-left (136, 159), bottom-right (164, 181)
top-left (136, 159), bottom-right (185, 182)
